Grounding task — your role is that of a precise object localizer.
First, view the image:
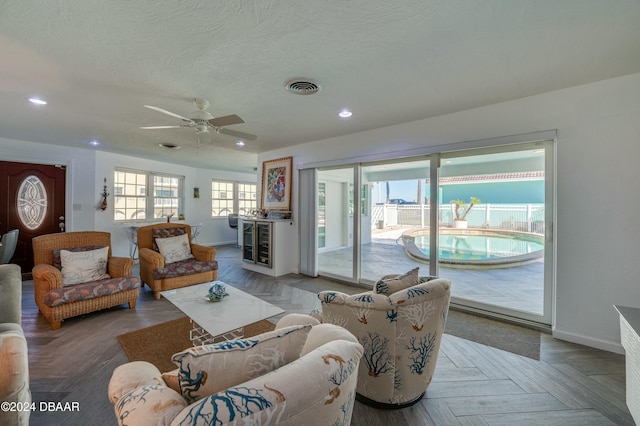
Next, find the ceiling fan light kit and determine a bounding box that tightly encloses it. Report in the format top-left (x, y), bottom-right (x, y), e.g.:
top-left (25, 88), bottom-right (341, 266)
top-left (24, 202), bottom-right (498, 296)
top-left (141, 98), bottom-right (257, 144)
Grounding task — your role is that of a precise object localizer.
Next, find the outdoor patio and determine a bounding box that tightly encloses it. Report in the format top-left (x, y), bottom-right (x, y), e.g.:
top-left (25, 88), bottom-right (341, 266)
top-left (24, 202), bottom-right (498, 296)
top-left (318, 225), bottom-right (544, 316)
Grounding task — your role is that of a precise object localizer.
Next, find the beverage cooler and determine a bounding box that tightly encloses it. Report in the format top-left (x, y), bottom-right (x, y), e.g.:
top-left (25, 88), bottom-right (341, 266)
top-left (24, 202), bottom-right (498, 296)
top-left (242, 220), bottom-right (272, 268)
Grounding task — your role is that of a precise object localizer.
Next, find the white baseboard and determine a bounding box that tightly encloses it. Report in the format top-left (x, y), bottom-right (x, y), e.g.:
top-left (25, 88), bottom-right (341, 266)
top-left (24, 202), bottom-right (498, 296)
top-left (204, 240), bottom-right (238, 247)
top-left (552, 328), bottom-right (624, 355)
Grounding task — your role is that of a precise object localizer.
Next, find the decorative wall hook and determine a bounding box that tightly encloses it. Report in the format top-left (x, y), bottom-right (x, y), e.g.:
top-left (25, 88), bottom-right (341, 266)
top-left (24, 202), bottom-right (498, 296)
top-left (99, 177), bottom-right (109, 211)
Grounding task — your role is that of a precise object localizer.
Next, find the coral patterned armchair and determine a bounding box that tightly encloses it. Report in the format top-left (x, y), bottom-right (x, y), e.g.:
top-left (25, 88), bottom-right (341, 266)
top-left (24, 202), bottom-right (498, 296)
top-left (108, 314), bottom-right (364, 426)
top-left (318, 268), bottom-right (451, 408)
top-left (137, 223), bottom-right (218, 299)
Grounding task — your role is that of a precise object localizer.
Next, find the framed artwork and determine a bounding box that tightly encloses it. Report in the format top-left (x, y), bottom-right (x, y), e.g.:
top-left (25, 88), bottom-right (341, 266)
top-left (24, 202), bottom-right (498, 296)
top-left (261, 156), bottom-right (292, 211)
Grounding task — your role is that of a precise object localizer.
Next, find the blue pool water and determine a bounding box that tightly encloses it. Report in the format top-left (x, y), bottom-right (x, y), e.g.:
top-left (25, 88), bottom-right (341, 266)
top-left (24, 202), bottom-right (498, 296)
top-left (413, 234), bottom-right (544, 261)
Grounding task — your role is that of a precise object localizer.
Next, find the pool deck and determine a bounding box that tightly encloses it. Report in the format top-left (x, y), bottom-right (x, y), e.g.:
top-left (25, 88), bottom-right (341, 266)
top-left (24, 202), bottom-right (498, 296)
top-left (318, 226), bottom-right (544, 316)
top-left (401, 228), bottom-right (544, 268)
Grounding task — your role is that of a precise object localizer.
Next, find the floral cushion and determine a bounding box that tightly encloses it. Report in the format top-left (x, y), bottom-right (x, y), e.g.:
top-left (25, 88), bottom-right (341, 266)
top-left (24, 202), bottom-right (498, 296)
top-left (152, 258), bottom-right (218, 280)
top-left (52, 245), bottom-right (103, 270)
top-left (152, 226), bottom-right (187, 251)
top-left (43, 276), bottom-right (140, 307)
top-left (171, 324), bottom-right (311, 403)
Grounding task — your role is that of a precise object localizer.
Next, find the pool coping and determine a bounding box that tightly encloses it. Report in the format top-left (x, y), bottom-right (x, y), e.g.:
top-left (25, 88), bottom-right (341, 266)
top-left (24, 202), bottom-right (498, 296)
top-left (401, 228), bottom-right (545, 269)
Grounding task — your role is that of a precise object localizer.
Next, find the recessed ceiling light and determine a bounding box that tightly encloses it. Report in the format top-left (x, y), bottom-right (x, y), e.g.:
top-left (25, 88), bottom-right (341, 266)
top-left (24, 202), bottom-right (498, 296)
top-left (159, 143), bottom-right (180, 149)
top-left (236, 140), bottom-right (245, 147)
top-left (89, 140), bottom-right (100, 146)
top-left (29, 97), bottom-right (47, 105)
top-left (338, 109), bottom-right (352, 118)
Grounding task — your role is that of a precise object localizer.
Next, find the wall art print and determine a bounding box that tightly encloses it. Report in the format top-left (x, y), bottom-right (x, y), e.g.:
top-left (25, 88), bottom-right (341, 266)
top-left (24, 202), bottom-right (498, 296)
top-left (261, 156), bottom-right (292, 211)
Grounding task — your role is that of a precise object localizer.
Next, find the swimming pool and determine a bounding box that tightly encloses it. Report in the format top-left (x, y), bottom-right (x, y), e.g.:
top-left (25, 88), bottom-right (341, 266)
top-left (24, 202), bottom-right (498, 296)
top-left (401, 229), bottom-right (544, 269)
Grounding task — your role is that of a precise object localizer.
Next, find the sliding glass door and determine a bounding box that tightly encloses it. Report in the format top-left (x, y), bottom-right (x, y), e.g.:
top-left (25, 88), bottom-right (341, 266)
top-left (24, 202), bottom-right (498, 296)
top-left (309, 137), bottom-right (555, 325)
top-left (438, 142), bottom-right (553, 324)
top-left (317, 167), bottom-right (357, 282)
top-left (360, 159), bottom-right (433, 282)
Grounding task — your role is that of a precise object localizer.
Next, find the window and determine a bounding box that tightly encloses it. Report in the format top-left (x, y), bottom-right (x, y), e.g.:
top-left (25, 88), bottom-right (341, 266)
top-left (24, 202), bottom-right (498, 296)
top-left (211, 180), bottom-right (257, 217)
top-left (114, 168), bottom-right (183, 221)
top-left (212, 181), bottom-right (234, 217)
top-left (238, 183), bottom-right (257, 215)
top-left (153, 175), bottom-right (181, 219)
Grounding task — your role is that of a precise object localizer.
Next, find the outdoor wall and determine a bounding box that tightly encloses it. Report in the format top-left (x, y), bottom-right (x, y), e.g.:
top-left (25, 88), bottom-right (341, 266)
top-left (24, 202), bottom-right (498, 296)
top-left (259, 72), bottom-right (640, 353)
top-left (442, 180), bottom-right (544, 204)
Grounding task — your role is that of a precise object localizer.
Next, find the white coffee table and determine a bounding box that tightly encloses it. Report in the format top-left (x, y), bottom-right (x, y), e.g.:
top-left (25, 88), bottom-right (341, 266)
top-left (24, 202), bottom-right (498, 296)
top-left (161, 281), bottom-right (285, 345)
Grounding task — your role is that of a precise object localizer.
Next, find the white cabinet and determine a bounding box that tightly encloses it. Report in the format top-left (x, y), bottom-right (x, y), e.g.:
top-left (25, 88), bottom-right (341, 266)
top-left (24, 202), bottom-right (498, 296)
top-left (240, 218), bottom-right (296, 277)
top-left (615, 305), bottom-right (640, 424)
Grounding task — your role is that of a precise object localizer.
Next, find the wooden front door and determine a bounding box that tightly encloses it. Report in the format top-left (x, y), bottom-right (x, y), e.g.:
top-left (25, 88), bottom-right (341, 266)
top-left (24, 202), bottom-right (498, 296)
top-left (0, 161), bottom-right (66, 272)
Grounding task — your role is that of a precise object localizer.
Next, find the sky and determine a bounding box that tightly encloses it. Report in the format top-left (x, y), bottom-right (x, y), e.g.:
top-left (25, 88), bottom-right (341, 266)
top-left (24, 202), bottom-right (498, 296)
top-left (371, 180), bottom-right (427, 204)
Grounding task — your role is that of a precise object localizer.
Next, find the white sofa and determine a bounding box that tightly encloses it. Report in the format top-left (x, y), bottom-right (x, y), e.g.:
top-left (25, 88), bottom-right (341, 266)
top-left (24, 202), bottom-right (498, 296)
top-left (108, 314), bottom-right (363, 425)
top-left (0, 264), bottom-right (31, 426)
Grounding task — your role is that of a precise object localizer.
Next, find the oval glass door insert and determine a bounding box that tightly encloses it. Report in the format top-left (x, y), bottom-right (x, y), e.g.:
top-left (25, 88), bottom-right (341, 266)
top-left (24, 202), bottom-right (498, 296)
top-left (18, 175), bottom-right (48, 230)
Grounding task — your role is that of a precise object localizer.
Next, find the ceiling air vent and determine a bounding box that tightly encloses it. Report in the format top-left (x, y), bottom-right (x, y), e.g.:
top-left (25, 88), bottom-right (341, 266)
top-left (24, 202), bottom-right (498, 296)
top-left (285, 79), bottom-right (321, 95)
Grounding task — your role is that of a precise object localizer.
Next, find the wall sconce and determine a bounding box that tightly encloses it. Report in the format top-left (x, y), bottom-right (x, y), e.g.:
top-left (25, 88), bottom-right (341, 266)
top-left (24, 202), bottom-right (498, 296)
top-left (99, 177), bottom-right (109, 211)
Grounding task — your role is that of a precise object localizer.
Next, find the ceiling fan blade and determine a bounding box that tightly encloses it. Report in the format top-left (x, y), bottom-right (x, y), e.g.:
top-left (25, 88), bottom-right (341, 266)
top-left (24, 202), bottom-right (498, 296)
top-left (216, 128), bottom-right (257, 141)
top-left (144, 105), bottom-right (193, 123)
top-left (140, 125), bottom-right (185, 130)
top-left (208, 114), bottom-right (244, 127)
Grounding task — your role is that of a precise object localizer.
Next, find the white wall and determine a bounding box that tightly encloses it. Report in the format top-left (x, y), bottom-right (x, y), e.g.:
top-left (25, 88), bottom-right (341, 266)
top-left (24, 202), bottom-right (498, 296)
top-left (93, 151), bottom-right (256, 257)
top-left (4, 72), bottom-right (639, 352)
top-left (258, 72), bottom-right (640, 353)
top-left (0, 141), bottom-right (256, 258)
top-left (0, 138), bottom-right (96, 232)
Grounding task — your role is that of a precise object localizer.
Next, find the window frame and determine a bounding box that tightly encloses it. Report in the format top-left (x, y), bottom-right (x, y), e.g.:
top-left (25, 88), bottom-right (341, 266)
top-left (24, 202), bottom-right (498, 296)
top-left (211, 179), bottom-right (257, 217)
top-left (113, 167), bottom-right (184, 222)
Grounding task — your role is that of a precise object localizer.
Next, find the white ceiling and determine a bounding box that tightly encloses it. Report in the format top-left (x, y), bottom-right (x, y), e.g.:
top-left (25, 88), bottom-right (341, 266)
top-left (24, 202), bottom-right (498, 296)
top-left (1, 1), bottom-right (640, 173)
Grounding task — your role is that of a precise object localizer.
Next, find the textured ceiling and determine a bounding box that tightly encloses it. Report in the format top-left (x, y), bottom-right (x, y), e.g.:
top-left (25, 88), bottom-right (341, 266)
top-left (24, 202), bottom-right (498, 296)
top-left (1, 0), bottom-right (640, 173)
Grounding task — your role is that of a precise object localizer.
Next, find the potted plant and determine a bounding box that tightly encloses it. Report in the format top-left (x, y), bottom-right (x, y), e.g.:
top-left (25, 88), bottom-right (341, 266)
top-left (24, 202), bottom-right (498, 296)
top-left (450, 197), bottom-right (480, 228)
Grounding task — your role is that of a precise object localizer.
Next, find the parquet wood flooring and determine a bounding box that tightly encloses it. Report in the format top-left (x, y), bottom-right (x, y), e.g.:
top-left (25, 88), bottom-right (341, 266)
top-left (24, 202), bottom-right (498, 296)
top-left (21, 245), bottom-right (633, 425)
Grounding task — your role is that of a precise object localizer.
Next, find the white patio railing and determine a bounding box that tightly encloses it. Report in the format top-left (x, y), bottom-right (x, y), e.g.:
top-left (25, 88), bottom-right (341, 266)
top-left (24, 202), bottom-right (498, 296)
top-left (371, 203), bottom-right (545, 234)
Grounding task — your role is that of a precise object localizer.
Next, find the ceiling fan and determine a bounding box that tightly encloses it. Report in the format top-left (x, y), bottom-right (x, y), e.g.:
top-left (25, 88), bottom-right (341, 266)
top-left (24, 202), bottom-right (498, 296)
top-left (140, 98), bottom-right (257, 145)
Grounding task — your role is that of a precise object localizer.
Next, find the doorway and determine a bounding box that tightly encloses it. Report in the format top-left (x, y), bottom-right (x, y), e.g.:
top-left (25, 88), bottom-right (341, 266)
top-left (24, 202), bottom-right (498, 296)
top-left (0, 161), bottom-right (66, 272)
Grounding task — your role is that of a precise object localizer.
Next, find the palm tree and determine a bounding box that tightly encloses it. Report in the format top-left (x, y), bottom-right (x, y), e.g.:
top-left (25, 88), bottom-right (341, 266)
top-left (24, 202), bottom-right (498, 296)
top-left (451, 197), bottom-right (481, 220)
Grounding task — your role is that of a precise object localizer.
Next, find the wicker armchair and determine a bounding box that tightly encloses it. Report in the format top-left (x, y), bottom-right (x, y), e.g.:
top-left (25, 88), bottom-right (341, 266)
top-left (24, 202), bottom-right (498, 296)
top-left (137, 223), bottom-right (218, 300)
top-left (32, 232), bottom-right (140, 330)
